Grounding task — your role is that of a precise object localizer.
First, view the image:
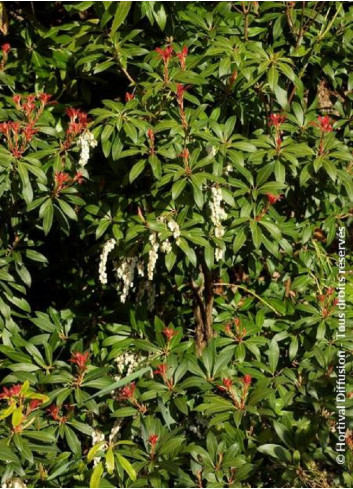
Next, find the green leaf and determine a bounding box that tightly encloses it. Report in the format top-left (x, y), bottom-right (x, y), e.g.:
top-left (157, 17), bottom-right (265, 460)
top-left (250, 221), bottom-right (262, 249)
top-left (268, 66), bottom-right (278, 91)
top-left (57, 199), bottom-right (77, 221)
top-left (65, 425), bottom-right (82, 456)
top-left (268, 338), bottom-right (279, 374)
top-left (0, 441), bottom-right (20, 464)
top-left (90, 461), bottom-right (103, 488)
top-left (258, 444), bottom-right (292, 463)
top-left (89, 367), bottom-right (150, 399)
top-left (42, 199), bottom-right (54, 235)
top-left (172, 179), bottom-right (187, 201)
top-left (116, 453), bottom-right (136, 481)
top-left (88, 442), bottom-right (106, 463)
top-left (111, 1), bottom-right (132, 35)
top-left (129, 159), bottom-right (146, 183)
top-left (274, 84), bottom-right (288, 110)
top-left (105, 447), bottom-right (115, 473)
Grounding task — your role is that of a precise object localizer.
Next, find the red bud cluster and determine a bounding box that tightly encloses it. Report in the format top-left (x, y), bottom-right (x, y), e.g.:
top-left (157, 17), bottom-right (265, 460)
top-left (0, 93), bottom-right (53, 158)
top-left (318, 286), bottom-right (338, 318)
top-left (217, 375), bottom-right (252, 409)
top-left (269, 113), bottom-right (286, 152)
top-left (118, 382), bottom-right (146, 413)
top-left (156, 45), bottom-right (188, 82)
top-left (224, 317), bottom-right (247, 342)
top-left (163, 326), bottom-right (178, 342)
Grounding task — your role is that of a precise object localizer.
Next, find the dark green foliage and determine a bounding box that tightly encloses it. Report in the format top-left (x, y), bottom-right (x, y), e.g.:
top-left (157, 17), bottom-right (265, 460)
top-left (0, 2), bottom-right (352, 488)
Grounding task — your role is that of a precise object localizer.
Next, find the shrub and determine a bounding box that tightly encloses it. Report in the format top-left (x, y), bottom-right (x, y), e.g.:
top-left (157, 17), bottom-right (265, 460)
top-left (0, 2), bottom-right (352, 488)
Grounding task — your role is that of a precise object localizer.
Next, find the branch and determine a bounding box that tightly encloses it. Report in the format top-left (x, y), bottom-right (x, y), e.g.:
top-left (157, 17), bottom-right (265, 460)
top-left (213, 283), bottom-right (282, 316)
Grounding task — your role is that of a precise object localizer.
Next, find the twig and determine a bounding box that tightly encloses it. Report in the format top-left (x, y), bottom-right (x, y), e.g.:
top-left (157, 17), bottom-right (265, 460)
top-left (288, 3), bottom-right (341, 104)
top-left (241, 1), bottom-right (250, 41)
top-left (120, 65), bottom-right (135, 85)
top-left (213, 282), bottom-right (282, 316)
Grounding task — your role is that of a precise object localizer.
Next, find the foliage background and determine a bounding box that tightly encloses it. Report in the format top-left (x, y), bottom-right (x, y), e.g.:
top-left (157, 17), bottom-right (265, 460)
top-left (0, 1), bottom-right (352, 488)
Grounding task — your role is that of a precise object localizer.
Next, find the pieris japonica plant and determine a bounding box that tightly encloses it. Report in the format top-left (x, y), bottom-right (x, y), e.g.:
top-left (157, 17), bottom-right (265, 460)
top-left (0, 2), bottom-right (352, 488)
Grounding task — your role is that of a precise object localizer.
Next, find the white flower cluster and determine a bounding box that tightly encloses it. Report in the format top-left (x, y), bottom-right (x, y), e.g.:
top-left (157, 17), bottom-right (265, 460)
top-left (210, 186), bottom-right (227, 238)
top-left (160, 239), bottom-right (172, 254)
top-left (215, 247), bottom-right (224, 262)
top-left (115, 351), bottom-right (142, 379)
top-left (210, 186), bottom-right (227, 262)
top-left (91, 429), bottom-right (106, 466)
top-left (115, 257), bottom-right (138, 302)
top-left (78, 130), bottom-right (97, 167)
top-left (147, 233), bottom-right (159, 280)
top-left (168, 219), bottom-right (181, 240)
top-left (98, 238), bottom-right (116, 284)
top-left (2, 480), bottom-right (27, 489)
top-left (109, 420), bottom-right (122, 444)
top-left (224, 164), bottom-right (233, 175)
top-left (206, 145), bottom-right (217, 156)
top-left (137, 260), bottom-right (144, 277)
top-left (92, 428), bottom-right (105, 445)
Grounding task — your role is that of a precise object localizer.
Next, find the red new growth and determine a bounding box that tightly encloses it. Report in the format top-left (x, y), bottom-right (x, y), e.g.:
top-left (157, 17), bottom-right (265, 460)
top-left (118, 382), bottom-right (136, 400)
top-left (176, 84), bottom-right (188, 128)
top-left (0, 384), bottom-right (22, 399)
top-left (149, 434), bottom-right (159, 445)
top-left (154, 364), bottom-right (167, 376)
top-left (29, 399), bottom-right (43, 411)
top-left (147, 128), bottom-right (155, 154)
top-left (147, 128), bottom-right (154, 143)
top-left (222, 378), bottom-right (233, 389)
top-left (163, 327), bottom-right (177, 341)
top-left (47, 405), bottom-right (60, 421)
top-left (38, 93), bottom-right (52, 105)
top-left (266, 193), bottom-right (282, 205)
top-left (1, 43), bottom-right (10, 54)
top-left (176, 83), bottom-right (186, 102)
top-left (13, 94), bottom-right (21, 107)
top-left (54, 171), bottom-right (70, 190)
top-left (0, 43), bottom-right (10, 70)
top-left (243, 374), bottom-right (252, 385)
top-left (269, 114), bottom-right (286, 127)
top-left (69, 351), bottom-right (90, 370)
top-left (156, 46), bottom-right (173, 82)
top-left (47, 404), bottom-right (68, 423)
top-left (176, 46), bottom-right (188, 70)
top-left (230, 69), bottom-right (238, 83)
top-left (317, 115), bottom-right (333, 133)
top-left (156, 46), bottom-right (174, 63)
top-left (74, 171), bottom-right (84, 185)
top-left (125, 92), bottom-right (134, 102)
top-left (180, 148), bottom-right (189, 160)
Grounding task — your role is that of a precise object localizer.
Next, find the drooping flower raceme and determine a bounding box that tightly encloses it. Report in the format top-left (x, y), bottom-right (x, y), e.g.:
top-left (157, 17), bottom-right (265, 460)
top-left (147, 233), bottom-right (159, 280)
top-left (1, 478), bottom-right (27, 488)
top-left (168, 219), bottom-right (181, 240)
top-left (210, 187), bottom-right (227, 238)
top-left (98, 238), bottom-right (116, 284)
top-left (215, 247), bottom-right (224, 262)
top-left (160, 239), bottom-right (172, 254)
top-left (115, 352), bottom-right (142, 378)
top-left (91, 429), bottom-right (106, 466)
top-left (115, 257), bottom-right (138, 303)
top-left (77, 130), bottom-right (97, 167)
top-left (209, 186), bottom-right (227, 262)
